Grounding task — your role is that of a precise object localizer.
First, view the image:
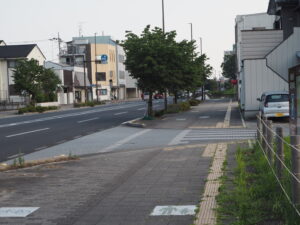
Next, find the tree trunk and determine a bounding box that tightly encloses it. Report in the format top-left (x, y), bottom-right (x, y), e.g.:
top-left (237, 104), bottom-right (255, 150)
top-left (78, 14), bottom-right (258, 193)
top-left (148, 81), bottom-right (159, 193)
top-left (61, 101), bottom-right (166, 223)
top-left (147, 91), bottom-right (153, 117)
top-left (164, 90), bottom-right (168, 111)
top-left (174, 91), bottom-right (178, 104)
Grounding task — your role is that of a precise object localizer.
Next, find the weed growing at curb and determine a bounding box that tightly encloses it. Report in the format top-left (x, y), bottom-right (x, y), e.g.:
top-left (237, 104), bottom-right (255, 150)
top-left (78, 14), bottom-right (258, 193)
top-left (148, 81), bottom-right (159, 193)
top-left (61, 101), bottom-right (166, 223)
top-left (0, 155), bottom-right (80, 172)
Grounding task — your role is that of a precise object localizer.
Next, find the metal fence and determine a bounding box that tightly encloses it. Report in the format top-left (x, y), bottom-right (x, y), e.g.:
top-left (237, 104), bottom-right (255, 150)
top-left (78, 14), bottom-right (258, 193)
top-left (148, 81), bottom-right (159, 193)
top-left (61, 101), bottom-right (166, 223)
top-left (257, 113), bottom-right (300, 216)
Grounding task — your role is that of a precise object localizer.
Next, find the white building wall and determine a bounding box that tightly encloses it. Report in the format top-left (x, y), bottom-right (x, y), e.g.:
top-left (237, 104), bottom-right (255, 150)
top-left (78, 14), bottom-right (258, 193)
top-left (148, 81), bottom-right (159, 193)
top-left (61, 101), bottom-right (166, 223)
top-left (116, 45), bottom-right (126, 86)
top-left (243, 59), bottom-right (288, 117)
top-left (27, 46), bottom-right (45, 65)
top-left (241, 30), bottom-right (283, 60)
top-left (266, 27), bottom-right (300, 81)
top-left (236, 13), bottom-right (276, 72)
top-left (0, 60), bottom-right (8, 100)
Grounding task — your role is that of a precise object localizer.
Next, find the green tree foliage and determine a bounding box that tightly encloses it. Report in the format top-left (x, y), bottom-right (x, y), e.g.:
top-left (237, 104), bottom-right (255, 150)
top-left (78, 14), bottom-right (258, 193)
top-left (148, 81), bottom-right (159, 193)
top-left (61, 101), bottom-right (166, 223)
top-left (122, 25), bottom-right (212, 115)
top-left (13, 59), bottom-right (61, 104)
top-left (221, 53), bottom-right (236, 79)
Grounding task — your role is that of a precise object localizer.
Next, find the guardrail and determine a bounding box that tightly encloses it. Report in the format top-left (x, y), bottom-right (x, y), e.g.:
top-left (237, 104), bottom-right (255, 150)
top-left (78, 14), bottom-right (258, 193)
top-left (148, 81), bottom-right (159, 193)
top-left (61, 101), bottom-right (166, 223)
top-left (257, 113), bottom-right (300, 216)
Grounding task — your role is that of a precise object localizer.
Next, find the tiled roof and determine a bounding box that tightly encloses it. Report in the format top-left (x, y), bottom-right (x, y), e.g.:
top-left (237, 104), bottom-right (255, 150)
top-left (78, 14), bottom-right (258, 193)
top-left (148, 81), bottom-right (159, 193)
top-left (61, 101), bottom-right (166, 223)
top-left (0, 44), bottom-right (36, 58)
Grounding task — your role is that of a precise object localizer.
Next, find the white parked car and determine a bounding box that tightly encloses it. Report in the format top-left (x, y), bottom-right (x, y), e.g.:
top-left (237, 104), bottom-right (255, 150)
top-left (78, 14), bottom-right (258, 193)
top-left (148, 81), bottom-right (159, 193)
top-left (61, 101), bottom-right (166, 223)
top-left (257, 91), bottom-right (289, 118)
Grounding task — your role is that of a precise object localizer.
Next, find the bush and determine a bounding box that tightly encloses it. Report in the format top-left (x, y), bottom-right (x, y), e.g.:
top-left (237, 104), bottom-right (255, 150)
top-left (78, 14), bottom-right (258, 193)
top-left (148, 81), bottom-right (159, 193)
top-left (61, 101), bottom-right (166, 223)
top-left (18, 105), bottom-right (58, 114)
top-left (154, 109), bottom-right (165, 117)
top-left (179, 101), bottom-right (190, 111)
top-left (74, 101), bottom-right (105, 108)
top-left (166, 104), bottom-right (181, 114)
top-left (189, 99), bottom-right (201, 106)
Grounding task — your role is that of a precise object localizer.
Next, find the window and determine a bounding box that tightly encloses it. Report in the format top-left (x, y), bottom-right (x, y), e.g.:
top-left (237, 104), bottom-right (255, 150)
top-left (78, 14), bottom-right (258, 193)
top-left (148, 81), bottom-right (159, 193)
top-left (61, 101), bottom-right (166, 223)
top-left (266, 94), bottom-right (289, 103)
top-left (110, 71), bottom-right (114, 78)
top-left (96, 72), bottom-right (106, 81)
top-left (8, 60), bottom-right (16, 68)
top-left (100, 89), bottom-right (107, 95)
top-left (119, 71), bottom-right (125, 79)
top-left (119, 55), bottom-right (125, 63)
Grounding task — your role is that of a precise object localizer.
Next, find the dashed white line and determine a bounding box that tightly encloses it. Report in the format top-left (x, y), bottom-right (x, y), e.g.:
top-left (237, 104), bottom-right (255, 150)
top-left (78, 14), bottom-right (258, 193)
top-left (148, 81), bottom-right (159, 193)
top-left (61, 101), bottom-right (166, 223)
top-left (56, 139), bottom-right (67, 144)
top-left (7, 153), bottom-right (24, 159)
top-left (138, 108), bottom-right (146, 111)
top-left (77, 117), bottom-right (99, 123)
top-left (6, 128), bottom-right (50, 138)
top-left (114, 112), bottom-right (128, 116)
top-left (35, 146), bottom-right (48, 151)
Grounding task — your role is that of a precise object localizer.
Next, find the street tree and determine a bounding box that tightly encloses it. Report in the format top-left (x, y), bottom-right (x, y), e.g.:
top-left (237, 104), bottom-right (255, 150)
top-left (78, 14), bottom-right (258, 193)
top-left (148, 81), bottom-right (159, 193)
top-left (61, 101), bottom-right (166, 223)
top-left (122, 26), bottom-right (177, 116)
top-left (221, 53), bottom-right (236, 80)
top-left (13, 59), bottom-right (61, 104)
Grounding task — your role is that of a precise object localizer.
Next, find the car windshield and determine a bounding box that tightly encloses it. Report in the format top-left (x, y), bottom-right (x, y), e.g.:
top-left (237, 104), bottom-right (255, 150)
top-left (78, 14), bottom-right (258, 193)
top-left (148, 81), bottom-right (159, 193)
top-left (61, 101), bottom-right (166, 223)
top-left (266, 94), bottom-right (289, 103)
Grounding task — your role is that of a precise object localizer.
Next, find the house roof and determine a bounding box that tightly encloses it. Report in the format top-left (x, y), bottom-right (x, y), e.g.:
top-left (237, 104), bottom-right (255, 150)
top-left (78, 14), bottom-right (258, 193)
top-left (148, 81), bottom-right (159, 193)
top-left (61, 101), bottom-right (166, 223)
top-left (268, 0), bottom-right (299, 14)
top-left (0, 44), bottom-right (36, 58)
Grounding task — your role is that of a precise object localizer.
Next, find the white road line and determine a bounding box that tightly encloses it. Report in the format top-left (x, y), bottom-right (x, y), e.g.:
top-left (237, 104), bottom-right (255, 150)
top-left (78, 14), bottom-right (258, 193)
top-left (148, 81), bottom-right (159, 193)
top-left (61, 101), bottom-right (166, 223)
top-left (77, 117), bottom-right (99, 123)
top-left (35, 146), bottom-right (48, 151)
top-left (56, 140), bottom-right (67, 144)
top-left (6, 128), bottom-right (50, 138)
top-left (239, 108), bottom-right (246, 128)
top-left (176, 118), bottom-right (186, 121)
top-left (199, 116), bottom-right (210, 119)
top-left (168, 130), bottom-right (191, 146)
top-left (73, 135), bottom-right (82, 139)
top-left (7, 153), bottom-right (24, 159)
top-left (138, 108), bottom-right (146, 111)
top-left (114, 112), bottom-right (128, 116)
top-left (0, 103), bottom-right (145, 129)
top-left (102, 129), bottom-right (151, 152)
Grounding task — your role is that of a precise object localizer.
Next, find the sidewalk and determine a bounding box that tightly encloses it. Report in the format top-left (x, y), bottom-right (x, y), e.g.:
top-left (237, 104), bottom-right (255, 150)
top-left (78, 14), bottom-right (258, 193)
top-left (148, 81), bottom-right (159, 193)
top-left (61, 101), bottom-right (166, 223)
top-left (0, 99), bottom-right (254, 224)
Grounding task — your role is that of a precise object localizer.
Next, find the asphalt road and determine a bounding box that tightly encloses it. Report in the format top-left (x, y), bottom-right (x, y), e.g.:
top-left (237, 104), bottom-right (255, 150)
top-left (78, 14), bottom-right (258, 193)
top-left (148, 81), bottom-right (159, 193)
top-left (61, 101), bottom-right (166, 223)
top-left (0, 99), bottom-right (168, 162)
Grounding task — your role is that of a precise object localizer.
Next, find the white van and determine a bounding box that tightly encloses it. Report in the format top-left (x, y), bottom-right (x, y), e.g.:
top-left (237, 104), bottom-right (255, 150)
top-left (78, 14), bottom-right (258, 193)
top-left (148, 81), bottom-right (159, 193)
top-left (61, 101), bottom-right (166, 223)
top-left (257, 91), bottom-right (289, 118)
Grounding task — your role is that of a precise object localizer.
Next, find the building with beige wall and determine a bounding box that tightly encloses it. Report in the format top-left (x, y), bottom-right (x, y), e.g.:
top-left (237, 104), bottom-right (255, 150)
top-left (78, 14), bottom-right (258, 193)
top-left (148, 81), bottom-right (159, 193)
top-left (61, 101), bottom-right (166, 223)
top-left (60, 36), bottom-right (139, 101)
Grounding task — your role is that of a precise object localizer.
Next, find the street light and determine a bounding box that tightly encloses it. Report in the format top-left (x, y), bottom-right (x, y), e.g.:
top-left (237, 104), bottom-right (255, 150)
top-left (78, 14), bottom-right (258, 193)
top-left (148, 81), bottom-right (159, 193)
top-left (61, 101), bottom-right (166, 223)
top-left (189, 23), bottom-right (193, 41)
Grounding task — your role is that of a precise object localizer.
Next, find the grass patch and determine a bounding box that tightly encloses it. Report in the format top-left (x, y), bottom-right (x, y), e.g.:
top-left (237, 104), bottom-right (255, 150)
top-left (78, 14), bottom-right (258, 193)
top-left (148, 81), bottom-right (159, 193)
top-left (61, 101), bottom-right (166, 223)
top-left (0, 154), bottom-right (79, 172)
top-left (216, 142), bottom-right (300, 225)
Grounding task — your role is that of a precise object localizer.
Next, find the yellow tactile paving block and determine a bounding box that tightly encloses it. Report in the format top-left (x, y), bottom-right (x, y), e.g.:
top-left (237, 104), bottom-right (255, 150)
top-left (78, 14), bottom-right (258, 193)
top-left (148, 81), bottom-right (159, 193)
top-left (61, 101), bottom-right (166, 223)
top-left (202, 144), bottom-right (217, 157)
top-left (195, 143), bottom-right (227, 225)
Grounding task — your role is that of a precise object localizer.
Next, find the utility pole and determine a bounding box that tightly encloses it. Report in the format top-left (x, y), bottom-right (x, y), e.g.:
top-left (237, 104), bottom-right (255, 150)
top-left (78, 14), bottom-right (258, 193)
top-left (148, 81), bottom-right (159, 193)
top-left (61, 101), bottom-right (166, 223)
top-left (95, 33), bottom-right (99, 102)
top-left (162, 0), bottom-right (165, 33)
top-left (162, 0), bottom-right (168, 110)
top-left (200, 37), bottom-right (202, 55)
top-left (58, 32), bottom-right (62, 56)
top-left (200, 37), bottom-right (205, 100)
top-left (189, 23), bottom-right (193, 41)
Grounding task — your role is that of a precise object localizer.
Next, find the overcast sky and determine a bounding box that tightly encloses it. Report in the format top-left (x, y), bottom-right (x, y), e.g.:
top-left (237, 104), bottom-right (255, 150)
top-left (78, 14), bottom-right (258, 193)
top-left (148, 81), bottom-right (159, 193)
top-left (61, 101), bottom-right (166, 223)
top-left (0, 0), bottom-right (270, 75)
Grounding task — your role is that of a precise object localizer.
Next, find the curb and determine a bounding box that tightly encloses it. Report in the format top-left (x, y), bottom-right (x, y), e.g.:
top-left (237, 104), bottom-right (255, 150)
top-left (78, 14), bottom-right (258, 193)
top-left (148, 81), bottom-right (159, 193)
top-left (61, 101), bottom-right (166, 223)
top-left (122, 118), bottom-right (145, 128)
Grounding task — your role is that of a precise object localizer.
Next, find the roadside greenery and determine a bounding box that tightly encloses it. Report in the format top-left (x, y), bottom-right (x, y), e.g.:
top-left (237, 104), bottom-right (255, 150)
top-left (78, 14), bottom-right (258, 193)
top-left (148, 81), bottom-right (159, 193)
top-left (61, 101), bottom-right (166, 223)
top-left (152, 99), bottom-right (201, 118)
top-left (18, 105), bottom-right (59, 114)
top-left (13, 59), bottom-right (61, 104)
top-left (73, 101), bottom-right (105, 108)
top-left (122, 25), bottom-right (212, 116)
top-left (217, 142), bottom-right (300, 225)
top-left (221, 53), bottom-right (236, 80)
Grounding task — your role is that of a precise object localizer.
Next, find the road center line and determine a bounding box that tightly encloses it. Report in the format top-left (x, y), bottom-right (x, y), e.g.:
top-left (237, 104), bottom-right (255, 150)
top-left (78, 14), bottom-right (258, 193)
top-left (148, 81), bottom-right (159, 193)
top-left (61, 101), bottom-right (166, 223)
top-left (114, 112), bottom-right (128, 116)
top-left (77, 117), bottom-right (99, 123)
top-left (6, 128), bottom-right (50, 138)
